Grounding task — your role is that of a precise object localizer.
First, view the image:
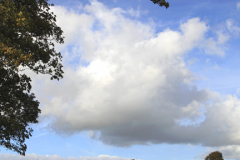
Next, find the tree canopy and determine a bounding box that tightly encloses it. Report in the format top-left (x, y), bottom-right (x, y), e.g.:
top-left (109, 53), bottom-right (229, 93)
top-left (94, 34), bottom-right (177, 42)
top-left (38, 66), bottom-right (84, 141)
top-left (0, 0), bottom-right (64, 155)
top-left (150, 0), bottom-right (169, 9)
top-left (205, 151), bottom-right (224, 160)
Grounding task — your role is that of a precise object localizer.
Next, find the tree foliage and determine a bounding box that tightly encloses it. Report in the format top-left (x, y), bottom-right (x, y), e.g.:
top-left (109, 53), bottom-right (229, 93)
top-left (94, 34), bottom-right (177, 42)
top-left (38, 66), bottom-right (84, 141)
top-left (205, 151), bottom-right (224, 160)
top-left (150, 0), bottom-right (169, 9)
top-left (0, 0), bottom-right (64, 155)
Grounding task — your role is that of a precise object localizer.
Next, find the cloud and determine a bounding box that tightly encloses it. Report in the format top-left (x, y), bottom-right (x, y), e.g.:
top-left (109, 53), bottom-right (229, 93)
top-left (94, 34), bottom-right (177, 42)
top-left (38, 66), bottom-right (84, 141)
top-left (32, 133), bottom-right (48, 138)
top-left (226, 19), bottom-right (240, 36)
top-left (187, 58), bottom-right (198, 66)
top-left (237, 88), bottom-right (240, 96)
top-left (199, 30), bottom-right (229, 56)
top-left (237, 2), bottom-right (240, 9)
top-left (28, 0), bottom-right (239, 152)
top-left (199, 145), bottom-right (240, 160)
top-left (219, 145), bottom-right (240, 159)
top-left (0, 154), bottom-right (136, 160)
top-left (127, 7), bottom-right (148, 18)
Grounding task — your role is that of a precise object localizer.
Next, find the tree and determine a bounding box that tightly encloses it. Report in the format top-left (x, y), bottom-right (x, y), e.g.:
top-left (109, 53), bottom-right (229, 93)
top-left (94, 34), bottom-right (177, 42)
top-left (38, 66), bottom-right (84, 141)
top-left (0, 0), bottom-right (64, 155)
top-left (150, 0), bottom-right (170, 9)
top-left (205, 151), bottom-right (224, 160)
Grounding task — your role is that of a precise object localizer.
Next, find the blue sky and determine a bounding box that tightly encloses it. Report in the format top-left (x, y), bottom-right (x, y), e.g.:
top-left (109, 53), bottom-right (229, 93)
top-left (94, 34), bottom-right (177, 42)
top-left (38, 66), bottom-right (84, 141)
top-left (1, 0), bottom-right (240, 160)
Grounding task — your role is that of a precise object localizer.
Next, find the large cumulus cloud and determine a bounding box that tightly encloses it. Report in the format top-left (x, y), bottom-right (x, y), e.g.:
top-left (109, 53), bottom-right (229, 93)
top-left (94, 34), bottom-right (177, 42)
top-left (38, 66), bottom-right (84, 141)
top-left (28, 0), bottom-right (240, 152)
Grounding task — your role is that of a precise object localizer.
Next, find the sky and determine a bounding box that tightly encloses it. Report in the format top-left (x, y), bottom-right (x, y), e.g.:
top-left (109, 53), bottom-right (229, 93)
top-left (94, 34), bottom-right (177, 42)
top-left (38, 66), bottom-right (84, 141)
top-left (1, 0), bottom-right (240, 160)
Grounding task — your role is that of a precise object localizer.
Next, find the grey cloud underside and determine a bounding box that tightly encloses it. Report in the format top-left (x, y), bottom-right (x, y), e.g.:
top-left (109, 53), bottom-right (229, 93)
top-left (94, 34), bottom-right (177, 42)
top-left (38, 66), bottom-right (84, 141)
top-left (29, 0), bottom-right (240, 148)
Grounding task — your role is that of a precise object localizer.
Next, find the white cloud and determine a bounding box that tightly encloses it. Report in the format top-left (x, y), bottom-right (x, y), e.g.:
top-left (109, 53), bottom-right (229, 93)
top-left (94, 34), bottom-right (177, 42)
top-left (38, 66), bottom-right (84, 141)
top-left (0, 154), bottom-right (136, 160)
top-left (205, 59), bottom-right (221, 70)
top-left (199, 30), bottom-right (229, 56)
top-left (187, 58), bottom-right (198, 66)
top-left (219, 145), bottom-right (240, 159)
top-left (127, 7), bottom-right (148, 18)
top-left (216, 31), bottom-right (229, 44)
top-left (200, 38), bottom-right (225, 56)
top-left (237, 2), bottom-right (240, 9)
top-left (200, 145), bottom-right (240, 160)
top-left (226, 19), bottom-right (240, 35)
top-left (28, 0), bottom-right (240, 153)
top-left (237, 88), bottom-right (240, 95)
